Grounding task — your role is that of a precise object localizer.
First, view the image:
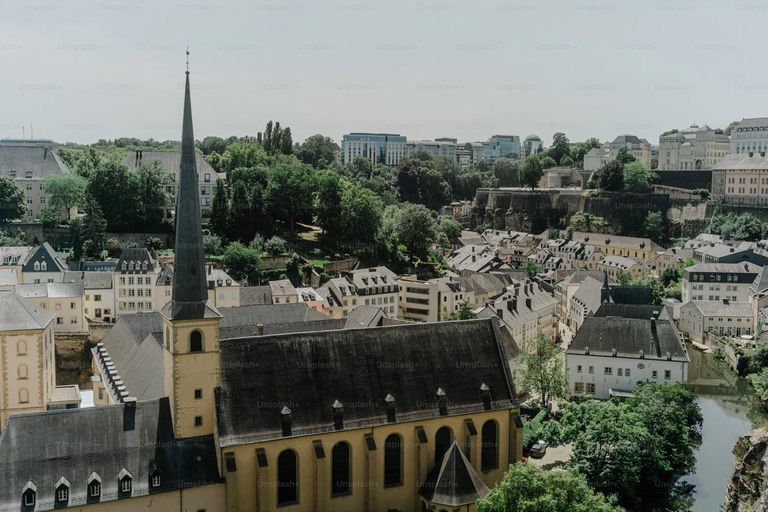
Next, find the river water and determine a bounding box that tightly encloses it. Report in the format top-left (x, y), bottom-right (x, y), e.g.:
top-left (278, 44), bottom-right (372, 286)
top-left (683, 347), bottom-right (767, 511)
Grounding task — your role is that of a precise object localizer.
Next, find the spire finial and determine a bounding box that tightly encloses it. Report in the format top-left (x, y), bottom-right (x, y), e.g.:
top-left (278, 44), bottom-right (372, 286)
top-left (185, 45), bottom-right (190, 74)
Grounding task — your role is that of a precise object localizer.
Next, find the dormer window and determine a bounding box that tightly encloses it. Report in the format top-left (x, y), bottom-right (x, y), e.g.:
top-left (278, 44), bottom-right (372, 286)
top-left (33, 261), bottom-right (40, 270)
top-left (41, 262), bottom-right (47, 271)
top-left (55, 476), bottom-right (70, 503)
top-left (118, 468), bottom-right (132, 495)
top-left (122, 262), bottom-right (127, 271)
top-left (149, 462), bottom-right (162, 488)
top-left (142, 261), bottom-right (148, 270)
top-left (21, 481), bottom-right (36, 507)
top-left (129, 262), bottom-right (134, 270)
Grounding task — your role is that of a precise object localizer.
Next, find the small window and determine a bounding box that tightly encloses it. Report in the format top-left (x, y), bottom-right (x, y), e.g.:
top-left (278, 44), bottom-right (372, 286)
top-left (151, 473), bottom-right (161, 488)
top-left (121, 478), bottom-right (132, 493)
top-left (194, 389), bottom-right (202, 399)
top-left (57, 487), bottom-right (68, 502)
top-left (89, 481), bottom-right (100, 497)
top-left (195, 416), bottom-right (203, 427)
top-left (664, 370), bottom-right (671, 380)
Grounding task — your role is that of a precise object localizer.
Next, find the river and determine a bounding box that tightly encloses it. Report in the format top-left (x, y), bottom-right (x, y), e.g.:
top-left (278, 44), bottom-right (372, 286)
top-left (684, 347), bottom-right (767, 511)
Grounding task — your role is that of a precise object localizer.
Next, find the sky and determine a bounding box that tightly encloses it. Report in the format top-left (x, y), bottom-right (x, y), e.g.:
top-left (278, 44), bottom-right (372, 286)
top-left (1, 0), bottom-right (765, 147)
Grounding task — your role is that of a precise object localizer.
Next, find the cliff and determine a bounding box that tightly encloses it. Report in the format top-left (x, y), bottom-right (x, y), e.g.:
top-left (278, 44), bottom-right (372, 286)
top-left (724, 428), bottom-right (768, 512)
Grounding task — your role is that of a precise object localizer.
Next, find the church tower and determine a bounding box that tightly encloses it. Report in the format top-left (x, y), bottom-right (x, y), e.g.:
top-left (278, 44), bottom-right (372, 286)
top-left (161, 51), bottom-right (222, 439)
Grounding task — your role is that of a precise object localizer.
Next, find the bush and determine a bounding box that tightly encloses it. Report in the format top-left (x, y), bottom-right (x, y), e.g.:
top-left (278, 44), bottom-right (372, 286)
top-left (38, 208), bottom-right (61, 228)
top-left (146, 236), bottom-right (163, 250)
top-left (264, 236), bottom-right (287, 256)
top-left (522, 410), bottom-right (547, 449)
top-left (203, 233), bottom-right (223, 256)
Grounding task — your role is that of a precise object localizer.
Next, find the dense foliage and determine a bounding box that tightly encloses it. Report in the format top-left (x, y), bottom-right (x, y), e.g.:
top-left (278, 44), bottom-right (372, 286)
top-left (516, 331), bottom-right (569, 409)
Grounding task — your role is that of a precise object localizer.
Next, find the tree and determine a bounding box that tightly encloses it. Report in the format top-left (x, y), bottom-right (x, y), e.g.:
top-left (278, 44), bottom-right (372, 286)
top-left (197, 136), bottom-right (228, 155)
top-left (81, 190), bottom-right (107, 258)
top-left (297, 134), bottom-right (337, 169)
top-left (264, 236), bottom-right (287, 256)
top-left (37, 208), bottom-right (60, 228)
top-left (436, 217), bottom-right (463, 247)
top-left (492, 157), bottom-right (519, 187)
top-left (224, 140), bottom-right (269, 172)
top-left (87, 160), bottom-right (141, 232)
top-left (661, 129), bottom-right (679, 136)
top-left (516, 331), bottom-right (569, 409)
top-left (549, 132), bottom-right (571, 164)
top-left (348, 156), bottom-right (373, 179)
top-left (477, 463), bottom-right (624, 512)
top-left (43, 174), bottom-right (86, 220)
top-left (623, 161), bottom-right (652, 193)
top-left (396, 159), bottom-right (421, 203)
top-left (615, 147), bottom-right (636, 164)
top-left (222, 241), bottom-right (261, 283)
top-left (560, 154), bottom-right (574, 167)
top-left (136, 160), bottom-right (172, 230)
top-left (280, 127), bottom-right (293, 155)
top-left (750, 368), bottom-right (768, 401)
top-left (395, 203), bottom-right (436, 260)
top-left (709, 212), bottom-right (763, 241)
top-left (69, 218), bottom-right (84, 261)
top-left (571, 138), bottom-right (602, 167)
top-left (724, 120), bottom-right (740, 136)
top-left (594, 160), bottom-right (624, 192)
top-left (208, 179), bottom-right (229, 238)
top-left (228, 181), bottom-right (253, 242)
top-left (315, 172), bottom-right (344, 239)
top-left (521, 260), bottom-right (540, 278)
top-left (540, 155), bottom-right (558, 169)
top-left (341, 185), bottom-right (383, 251)
top-left (644, 211), bottom-right (665, 241)
top-left (446, 300), bottom-right (477, 320)
top-left (250, 183), bottom-right (269, 236)
top-left (518, 155), bottom-right (544, 191)
top-left (203, 233), bottom-right (223, 256)
top-left (267, 163), bottom-right (316, 234)
top-left (0, 176), bottom-right (26, 223)
top-left (417, 167), bottom-right (451, 211)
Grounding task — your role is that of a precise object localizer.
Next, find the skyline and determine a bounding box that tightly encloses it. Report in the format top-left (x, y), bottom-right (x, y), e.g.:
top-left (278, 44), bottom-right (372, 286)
top-left (2, 0), bottom-right (765, 146)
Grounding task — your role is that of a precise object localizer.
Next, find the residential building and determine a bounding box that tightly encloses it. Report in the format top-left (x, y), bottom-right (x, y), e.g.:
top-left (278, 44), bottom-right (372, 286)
top-left (121, 150), bottom-right (224, 217)
top-left (712, 153), bottom-right (768, 205)
top-left (563, 231), bottom-right (663, 262)
top-left (729, 117), bottom-right (768, 155)
top-left (597, 255), bottom-right (648, 280)
top-left (566, 274), bottom-right (653, 332)
top-left (658, 123), bottom-right (730, 170)
top-left (63, 271), bottom-right (115, 323)
top-left (20, 242), bottom-right (66, 284)
top-left (681, 262), bottom-right (761, 303)
top-left (0, 139), bottom-right (71, 219)
top-left (206, 265), bottom-right (240, 308)
top-left (566, 304), bottom-right (689, 399)
top-left (406, 139), bottom-right (456, 159)
top-left (341, 132), bottom-right (407, 166)
top-left (554, 270), bottom-right (612, 320)
top-left (0, 291), bottom-right (55, 430)
top-left (15, 283), bottom-right (87, 334)
top-left (317, 276), bottom-right (359, 318)
top-left (690, 241), bottom-right (768, 265)
top-left (483, 135), bottom-right (521, 162)
top-left (296, 287), bottom-right (324, 313)
top-left (456, 142), bottom-right (485, 167)
top-left (113, 248), bottom-right (162, 317)
top-left (583, 135), bottom-right (652, 172)
top-left (648, 247), bottom-right (693, 277)
top-left (270, 279), bottom-right (298, 304)
top-left (342, 266), bottom-right (399, 317)
top-left (0, 269), bottom-right (18, 291)
top-left (0, 246), bottom-right (32, 277)
top-left (678, 299), bottom-right (754, 343)
top-left (398, 275), bottom-right (477, 322)
top-left (523, 134), bottom-right (543, 157)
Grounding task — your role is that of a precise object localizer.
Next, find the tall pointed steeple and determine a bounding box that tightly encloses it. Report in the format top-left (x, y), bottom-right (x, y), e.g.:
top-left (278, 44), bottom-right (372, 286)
top-left (163, 51), bottom-right (219, 320)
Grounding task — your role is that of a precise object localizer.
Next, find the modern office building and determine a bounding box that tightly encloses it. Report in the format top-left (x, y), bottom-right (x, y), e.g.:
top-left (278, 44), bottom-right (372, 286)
top-left (341, 132), bottom-right (407, 166)
top-left (483, 135), bottom-right (521, 162)
top-left (405, 139), bottom-right (456, 159)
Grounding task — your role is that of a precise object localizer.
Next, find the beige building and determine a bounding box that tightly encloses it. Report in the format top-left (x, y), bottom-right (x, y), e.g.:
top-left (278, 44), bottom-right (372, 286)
top-left (317, 277), bottom-right (360, 318)
top-left (678, 299), bottom-right (754, 343)
top-left (0, 139), bottom-right (71, 220)
top-left (597, 255), bottom-right (648, 280)
top-left (712, 153), bottom-right (768, 205)
top-left (15, 283), bottom-right (87, 334)
top-left (0, 291), bottom-right (56, 431)
top-left (0, 246), bottom-right (32, 279)
top-left (565, 231), bottom-right (662, 262)
top-left (343, 266), bottom-right (399, 317)
top-left (63, 271), bottom-right (115, 323)
top-left (658, 123), bottom-right (730, 170)
top-left (583, 135), bottom-right (652, 172)
top-left (730, 117), bottom-right (768, 155)
top-left (270, 279), bottom-right (299, 304)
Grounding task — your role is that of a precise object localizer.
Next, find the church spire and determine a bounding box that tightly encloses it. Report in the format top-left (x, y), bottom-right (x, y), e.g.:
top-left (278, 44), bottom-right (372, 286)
top-left (163, 51), bottom-right (215, 320)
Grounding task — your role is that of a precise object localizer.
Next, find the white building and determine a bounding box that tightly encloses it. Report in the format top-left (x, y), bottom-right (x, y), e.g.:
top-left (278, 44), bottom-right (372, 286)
top-left (678, 299), bottom-right (754, 344)
top-left (730, 117), bottom-right (768, 155)
top-left (658, 123), bottom-right (730, 170)
top-left (15, 282), bottom-right (87, 334)
top-left (63, 271), bottom-right (115, 323)
top-left (583, 135), bottom-right (652, 172)
top-left (566, 304), bottom-right (689, 399)
top-left (681, 262), bottom-right (761, 303)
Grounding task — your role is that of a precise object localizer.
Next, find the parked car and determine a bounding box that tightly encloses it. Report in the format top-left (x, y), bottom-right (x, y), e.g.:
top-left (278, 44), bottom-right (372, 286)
top-left (529, 440), bottom-right (548, 458)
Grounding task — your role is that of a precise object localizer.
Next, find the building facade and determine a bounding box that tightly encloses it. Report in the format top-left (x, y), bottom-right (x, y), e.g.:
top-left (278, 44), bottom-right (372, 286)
top-left (483, 135), bottom-right (521, 162)
top-left (658, 124), bottom-right (730, 170)
top-left (341, 133), bottom-right (407, 166)
top-left (730, 117), bottom-right (768, 155)
top-left (406, 139), bottom-right (456, 160)
top-left (681, 262), bottom-right (761, 303)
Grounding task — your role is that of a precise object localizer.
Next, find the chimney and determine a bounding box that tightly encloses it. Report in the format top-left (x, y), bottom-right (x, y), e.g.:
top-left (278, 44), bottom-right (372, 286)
top-left (332, 400), bottom-right (344, 430)
top-left (730, 248), bottom-right (734, 253)
top-left (123, 397), bottom-right (137, 431)
top-left (525, 297), bottom-right (532, 309)
top-left (436, 388), bottom-right (448, 416)
top-left (43, 147), bottom-right (48, 159)
top-left (496, 307), bottom-right (503, 318)
top-left (472, 255), bottom-right (476, 263)
top-left (257, 323), bottom-right (264, 336)
top-left (480, 383), bottom-right (492, 411)
top-left (385, 394), bottom-right (396, 423)
top-left (281, 406), bottom-right (292, 437)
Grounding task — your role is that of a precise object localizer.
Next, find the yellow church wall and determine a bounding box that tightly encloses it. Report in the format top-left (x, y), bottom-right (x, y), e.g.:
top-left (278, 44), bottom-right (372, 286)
top-left (221, 408), bottom-right (520, 512)
top-left (70, 483), bottom-right (226, 512)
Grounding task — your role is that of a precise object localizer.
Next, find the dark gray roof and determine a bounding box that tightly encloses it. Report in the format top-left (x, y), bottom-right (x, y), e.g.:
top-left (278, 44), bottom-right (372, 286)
top-left (219, 303), bottom-right (328, 328)
top-left (0, 398), bottom-right (220, 511)
top-left (569, 304), bottom-right (688, 362)
top-left (239, 285), bottom-right (273, 305)
top-left (419, 441), bottom-right (490, 506)
top-left (0, 291), bottom-right (54, 331)
top-left (115, 248), bottom-right (158, 274)
top-left (216, 319), bottom-right (516, 446)
top-left (344, 305), bottom-right (386, 327)
top-left (62, 270), bottom-right (113, 289)
top-left (21, 243), bottom-right (66, 273)
top-left (121, 151), bottom-right (221, 183)
top-left (0, 144), bottom-right (68, 180)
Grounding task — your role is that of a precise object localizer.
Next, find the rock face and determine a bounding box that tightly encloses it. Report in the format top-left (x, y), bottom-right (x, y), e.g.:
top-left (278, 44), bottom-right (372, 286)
top-left (724, 429), bottom-right (768, 512)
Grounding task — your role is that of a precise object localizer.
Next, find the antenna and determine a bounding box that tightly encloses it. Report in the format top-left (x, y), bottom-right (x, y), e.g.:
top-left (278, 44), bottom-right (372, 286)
top-left (31, 124), bottom-right (33, 139)
top-left (186, 45), bottom-right (190, 74)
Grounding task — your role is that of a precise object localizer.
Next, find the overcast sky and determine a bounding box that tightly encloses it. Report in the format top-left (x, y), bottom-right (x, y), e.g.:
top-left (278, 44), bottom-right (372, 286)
top-left (1, 0), bottom-right (764, 147)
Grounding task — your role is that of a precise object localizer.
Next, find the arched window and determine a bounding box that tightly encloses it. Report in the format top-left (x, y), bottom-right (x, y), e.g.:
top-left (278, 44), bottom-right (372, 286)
top-left (190, 330), bottom-right (202, 353)
top-left (277, 449), bottom-right (298, 505)
top-left (17, 340), bottom-right (26, 355)
top-left (18, 364), bottom-right (28, 380)
top-left (435, 427), bottom-right (452, 463)
top-left (331, 442), bottom-right (351, 496)
top-left (481, 420), bottom-right (498, 471)
top-left (19, 388), bottom-right (29, 404)
top-left (383, 434), bottom-right (402, 487)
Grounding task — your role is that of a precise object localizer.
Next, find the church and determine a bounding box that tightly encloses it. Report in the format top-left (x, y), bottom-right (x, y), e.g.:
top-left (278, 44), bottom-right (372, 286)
top-left (0, 62), bottom-right (523, 512)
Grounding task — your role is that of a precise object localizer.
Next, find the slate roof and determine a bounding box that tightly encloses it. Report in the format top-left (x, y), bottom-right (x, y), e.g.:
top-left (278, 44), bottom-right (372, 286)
top-left (0, 269), bottom-right (17, 286)
top-left (239, 285), bottom-right (273, 305)
top-left (0, 398), bottom-right (221, 511)
top-left (0, 144), bottom-right (69, 180)
top-left (216, 319), bottom-right (516, 446)
top-left (419, 441), bottom-right (490, 506)
top-left (16, 282), bottom-right (84, 299)
top-left (344, 305), bottom-right (386, 327)
top-left (569, 304), bottom-right (688, 362)
top-left (751, 266), bottom-right (768, 297)
top-left (688, 300), bottom-right (753, 317)
top-left (0, 291), bottom-right (54, 331)
top-left (115, 248), bottom-right (158, 274)
top-left (62, 270), bottom-right (113, 289)
top-left (685, 262), bottom-right (761, 274)
top-left (121, 151), bottom-right (222, 183)
top-left (270, 279), bottom-right (297, 296)
top-left (713, 153), bottom-right (768, 170)
top-left (0, 247), bottom-right (32, 266)
top-left (566, 231), bottom-right (662, 252)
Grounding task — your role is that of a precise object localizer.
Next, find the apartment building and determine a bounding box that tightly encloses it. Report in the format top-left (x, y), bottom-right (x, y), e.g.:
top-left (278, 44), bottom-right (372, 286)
top-left (122, 150), bottom-right (224, 217)
top-left (730, 117), bottom-right (768, 155)
top-left (406, 139), bottom-right (456, 159)
top-left (0, 139), bottom-right (71, 220)
top-left (63, 271), bottom-right (115, 323)
top-left (658, 123), bottom-right (729, 170)
top-left (597, 255), bottom-right (648, 280)
top-left (712, 153), bottom-right (768, 206)
top-left (15, 282), bottom-right (87, 334)
top-left (483, 135), bottom-right (521, 161)
top-left (565, 231), bottom-right (663, 262)
top-left (341, 132), bottom-right (407, 166)
top-left (20, 242), bottom-right (66, 284)
top-left (678, 299), bottom-right (754, 343)
top-left (317, 277), bottom-right (359, 318)
top-left (342, 266), bottom-right (399, 317)
top-left (397, 275), bottom-right (476, 322)
top-left (269, 279), bottom-right (298, 304)
top-left (681, 262), bottom-right (761, 303)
